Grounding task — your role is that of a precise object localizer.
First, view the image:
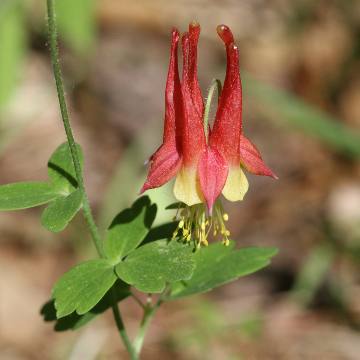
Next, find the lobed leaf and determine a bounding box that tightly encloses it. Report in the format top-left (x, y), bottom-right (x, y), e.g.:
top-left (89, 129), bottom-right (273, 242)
top-left (41, 189), bottom-right (83, 232)
top-left (47, 142), bottom-right (83, 193)
top-left (116, 240), bottom-right (195, 293)
top-left (41, 280), bottom-right (129, 331)
top-left (169, 242), bottom-right (278, 299)
top-left (104, 196), bottom-right (157, 263)
top-left (53, 259), bottom-right (117, 318)
top-left (0, 182), bottom-right (59, 210)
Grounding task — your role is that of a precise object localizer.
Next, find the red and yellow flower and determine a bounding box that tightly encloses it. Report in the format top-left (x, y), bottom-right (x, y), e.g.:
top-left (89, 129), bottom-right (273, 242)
top-left (141, 22), bottom-right (276, 246)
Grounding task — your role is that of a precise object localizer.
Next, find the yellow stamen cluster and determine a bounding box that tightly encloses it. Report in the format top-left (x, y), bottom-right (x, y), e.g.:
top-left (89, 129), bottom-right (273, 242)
top-left (172, 201), bottom-right (231, 248)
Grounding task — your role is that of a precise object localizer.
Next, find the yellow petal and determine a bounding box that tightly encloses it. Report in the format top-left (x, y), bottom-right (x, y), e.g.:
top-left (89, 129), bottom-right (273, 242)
top-left (222, 166), bottom-right (249, 201)
top-left (173, 167), bottom-right (203, 206)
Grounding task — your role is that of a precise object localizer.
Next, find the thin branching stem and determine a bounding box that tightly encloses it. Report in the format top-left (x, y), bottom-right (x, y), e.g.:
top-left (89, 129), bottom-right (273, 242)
top-left (46, 1), bottom-right (137, 358)
top-left (133, 298), bottom-right (162, 356)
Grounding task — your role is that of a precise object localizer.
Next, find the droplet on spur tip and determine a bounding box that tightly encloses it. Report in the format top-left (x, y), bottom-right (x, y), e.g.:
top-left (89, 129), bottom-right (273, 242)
top-left (223, 213), bottom-right (229, 221)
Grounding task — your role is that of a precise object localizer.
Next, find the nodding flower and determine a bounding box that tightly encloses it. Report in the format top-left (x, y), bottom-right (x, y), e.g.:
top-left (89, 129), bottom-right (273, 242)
top-left (141, 22), bottom-right (277, 247)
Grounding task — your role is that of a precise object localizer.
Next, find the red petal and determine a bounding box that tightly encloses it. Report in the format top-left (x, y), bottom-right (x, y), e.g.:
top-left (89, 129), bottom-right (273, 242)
top-left (240, 135), bottom-right (278, 179)
top-left (163, 28), bottom-right (182, 145)
top-left (188, 21), bottom-right (204, 119)
top-left (141, 143), bottom-right (182, 193)
top-left (198, 147), bottom-right (228, 213)
top-left (142, 28), bottom-right (183, 192)
top-left (209, 25), bottom-right (242, 165)
top-left (180, 30), bottom-right (206, 167)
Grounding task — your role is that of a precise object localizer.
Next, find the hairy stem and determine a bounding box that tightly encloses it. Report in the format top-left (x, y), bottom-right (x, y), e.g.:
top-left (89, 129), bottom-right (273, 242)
top-left (46, 0), bottom-right (103, 257)
top-left (46, 1), bottom-right (136, 357)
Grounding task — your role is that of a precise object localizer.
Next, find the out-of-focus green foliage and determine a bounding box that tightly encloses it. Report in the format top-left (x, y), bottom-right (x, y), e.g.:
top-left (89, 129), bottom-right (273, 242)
top-left (0, 0), bottom-right (26, 110)
top-left (244, 73), bottom-right (360, 157)
top-left (0, 0), bottom-right (96, 111)
top-left (292, 243), bottom-right (334, 305)
top-left (55, 0), bottom-right (96, 55)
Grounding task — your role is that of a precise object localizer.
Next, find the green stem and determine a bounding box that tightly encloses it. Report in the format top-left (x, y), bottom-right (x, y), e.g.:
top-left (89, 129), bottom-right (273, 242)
top-left (133, 300), bottom-right (162, 356)
top-left (46, 0), bottom-right (103, 258)
top-left (46, 1), bottom-right (136, 357)
top-left (203, 79), bottom-right (222, 141)
top-left (111, 290), bottom-right (138, 360)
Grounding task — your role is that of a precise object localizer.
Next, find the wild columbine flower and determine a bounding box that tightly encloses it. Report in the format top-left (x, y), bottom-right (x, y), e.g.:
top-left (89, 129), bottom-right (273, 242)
top-left (141, 22), bottom-right (277, 247)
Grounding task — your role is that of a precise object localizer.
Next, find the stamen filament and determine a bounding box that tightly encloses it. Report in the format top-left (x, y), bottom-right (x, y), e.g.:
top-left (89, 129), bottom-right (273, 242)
top-left (172, 200), bottom-right (231, 248)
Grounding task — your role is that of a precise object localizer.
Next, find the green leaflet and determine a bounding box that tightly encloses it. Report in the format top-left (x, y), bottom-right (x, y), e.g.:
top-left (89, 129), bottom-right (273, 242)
top-left (0, 142), bottom-right (84, 234)
top-left (47, 142), bottom-right (84, 193)
top-left (53, 259), bottom-right (117, 318)
top-left (104, 196), bottom-right (157, 263)
top-left (0, 182), bottom-right (59, 210)
top-left (41, 280), bottom-right (129, 331)
top-left (169, 242), bottom-right (278, 299)
top-left (41, 189), bottom-right (83, 232)
top-left (116, 240), bottom-right (195, 293)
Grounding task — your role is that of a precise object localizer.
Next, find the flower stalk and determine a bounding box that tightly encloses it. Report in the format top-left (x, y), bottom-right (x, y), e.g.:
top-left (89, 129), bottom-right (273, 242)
top-left (46, 0), bottom-right (103, 258)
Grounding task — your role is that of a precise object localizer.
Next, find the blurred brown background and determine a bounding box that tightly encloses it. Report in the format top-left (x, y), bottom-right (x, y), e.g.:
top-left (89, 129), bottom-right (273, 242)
top-left (1, 0), bottom-right (360, 359)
